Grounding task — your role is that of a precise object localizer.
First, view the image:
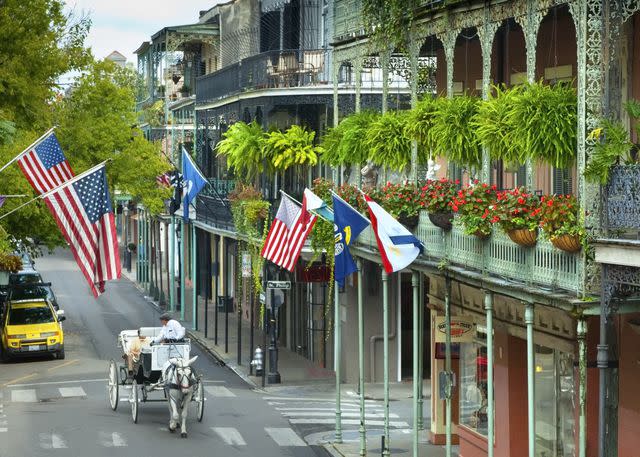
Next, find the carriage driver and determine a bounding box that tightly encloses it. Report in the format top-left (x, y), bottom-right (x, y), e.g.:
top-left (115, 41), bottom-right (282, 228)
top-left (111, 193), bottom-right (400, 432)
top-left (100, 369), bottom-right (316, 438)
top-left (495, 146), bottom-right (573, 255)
top-left (152, 313), bottom-right (186, 344)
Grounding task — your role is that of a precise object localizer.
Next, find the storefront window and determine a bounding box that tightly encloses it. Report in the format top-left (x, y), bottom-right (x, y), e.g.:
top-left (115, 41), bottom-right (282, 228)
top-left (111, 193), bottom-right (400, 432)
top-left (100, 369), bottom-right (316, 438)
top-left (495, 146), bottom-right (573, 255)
top-left (535, 345), bottom-right (576, 457)
top-left (460, 330), bottom-right (488, 435)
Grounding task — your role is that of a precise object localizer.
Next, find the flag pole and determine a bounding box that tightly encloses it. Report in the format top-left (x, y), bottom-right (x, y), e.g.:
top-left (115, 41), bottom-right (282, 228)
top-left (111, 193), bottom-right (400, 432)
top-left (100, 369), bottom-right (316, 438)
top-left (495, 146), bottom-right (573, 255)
top-left (0, 127), bottom-right (56, 175)
top-left (0, 195), bottom-right (27, 198)
top-left (279, 189), bottom-right (335, 222)
top-left (0, 160), bottom-right (110, 221)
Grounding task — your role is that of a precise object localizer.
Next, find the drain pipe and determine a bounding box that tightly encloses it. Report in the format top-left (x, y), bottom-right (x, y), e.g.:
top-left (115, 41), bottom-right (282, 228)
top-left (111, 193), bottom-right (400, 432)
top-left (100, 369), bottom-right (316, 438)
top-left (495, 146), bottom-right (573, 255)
top-left (370, 275), bottom-right (397, 383)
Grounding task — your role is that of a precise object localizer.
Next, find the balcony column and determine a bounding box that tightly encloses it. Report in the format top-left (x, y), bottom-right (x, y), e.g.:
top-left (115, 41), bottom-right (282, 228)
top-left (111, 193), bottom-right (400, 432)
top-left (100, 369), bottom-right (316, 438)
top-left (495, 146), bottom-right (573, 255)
top-left (515, 0), bottom-right (544, 190)
top-left (332, 54), bottom-right (340, 184)
top-left (180, 218), bottom-right (186, 321)
top-left (382, 269), bottom-right (391, 456)
top-left (417, 273), bottom-right (425, 429)
top-left (169, 215), bottom-right (176, 312)
top-left (357, 259), bottom-right (366, 456)
top-left (444, 276), bottom-right (453, 457)
top-left (437, 29), bottom-right (459, 180)
top-left (577, 317), bottom-right (587, 457)
top-left (354, 56), bottom-right (364, 186)
top-left (484, 291), bottom-right (495, 457)
top-left (412, 272), bottom-right (420, 457)
top-left (380, 50), bottom-right (391, 183)
top-left (334, 278), bottom-right (342, 443)
top-left (524, 302), bottom-right (535, 457)
top-left (478, 11), bottom-right (499, 184)
top-left (409, 36), bottom-right (420, 183)
top-left (191, 223), bottom-right (197, 330)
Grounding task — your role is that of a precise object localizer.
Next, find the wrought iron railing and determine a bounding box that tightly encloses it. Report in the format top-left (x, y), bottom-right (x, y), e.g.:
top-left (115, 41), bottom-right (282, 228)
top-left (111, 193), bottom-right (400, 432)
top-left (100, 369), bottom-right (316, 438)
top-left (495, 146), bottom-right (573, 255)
top-left (604, 165), bottom-right (640, 233)
top-left (194, 179), bottom-right (236, 230)
top-left (358, 211), bottom-right (581, 294)
top-left (196, 49), bottom-right (327, 103)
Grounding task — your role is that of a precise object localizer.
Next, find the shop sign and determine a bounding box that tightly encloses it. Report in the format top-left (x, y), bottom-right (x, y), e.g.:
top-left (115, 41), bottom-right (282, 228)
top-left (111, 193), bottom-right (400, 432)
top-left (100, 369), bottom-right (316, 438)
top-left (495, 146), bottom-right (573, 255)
top-left (241, 252), bottom-right (252, 278)
top-left (434, 316), bottom-right (475, 343)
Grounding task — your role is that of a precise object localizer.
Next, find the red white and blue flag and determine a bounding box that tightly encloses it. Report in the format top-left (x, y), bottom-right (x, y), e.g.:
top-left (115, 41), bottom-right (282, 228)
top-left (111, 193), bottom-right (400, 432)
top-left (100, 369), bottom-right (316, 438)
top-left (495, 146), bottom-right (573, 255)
top-left (43, 165), bottom-right (121, 297)
top-left (364, 195), bottom-right (423, 274)
top-left (261, 194), bottom-right (317, 272)
top-left (17, 132), bottom-right (74, 195)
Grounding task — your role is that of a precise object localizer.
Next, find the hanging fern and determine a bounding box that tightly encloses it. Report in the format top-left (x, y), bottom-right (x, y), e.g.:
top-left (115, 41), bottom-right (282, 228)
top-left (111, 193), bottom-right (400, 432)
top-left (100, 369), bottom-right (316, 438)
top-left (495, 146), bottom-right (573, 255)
top-left (429, 95), bottom-right (482, 168)
top-left (265, 125), bottom-right (322, 171)
top-left (215, 121), bottom-right (267, 183)
top-left (473, 84), bottom-right (525, 163)
top-left (364, 110), bottom-right (412, 171)
top-left (405, 97), bottom-right (437, 163)
top-left (508, 81), bottom-right (577, 168)
top-left (321, 111), bottom-right (379, 167)
top-left (584, 119), bottom-right (633, 184)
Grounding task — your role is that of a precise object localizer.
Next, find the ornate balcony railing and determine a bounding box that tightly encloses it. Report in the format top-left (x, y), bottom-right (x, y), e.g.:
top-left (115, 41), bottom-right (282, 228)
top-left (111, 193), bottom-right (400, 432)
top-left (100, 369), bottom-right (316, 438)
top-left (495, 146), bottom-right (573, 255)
top-left (357, 211), bottom-right (581, 294)
top-left (194, 179), bottom-right (236, 231)
top-left (604, 165), bottom-right (640, 234)
top-left (196, 49), bottom-right (327, 104)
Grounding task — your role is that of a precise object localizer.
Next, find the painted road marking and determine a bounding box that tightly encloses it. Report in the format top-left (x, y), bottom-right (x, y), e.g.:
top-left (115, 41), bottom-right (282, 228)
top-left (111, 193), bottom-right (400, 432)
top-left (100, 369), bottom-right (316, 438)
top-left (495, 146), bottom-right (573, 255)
top-left (0, 428), bottom-right (6, 433)
top-left (288, 418), bottom-right (410, 427)
top-left (7, 378), bottom-right (106, 388)
top-left (281, 411), bottom-right (399, 419)
top-left (2, 373), bottom-right (36, 387)
top-left (39, 433), bottom-right (68, 449)
top-left (263, 396), bottom-right (378, 403)
top-left (11, 389), bottom-right (37, 403)
top-left (211, 427), bottom-right (246, 446)
top-left (264, 427), bottom-right (307, 447)
top-left (48, 359), bottom-right (78, 371)
top-left (58, 387), bottom-right (86, 397)
top-left (274, 407), bottom-right (380, 412)
top-left (99, 431), bottom-right (127, 447)
top-left (205, 386), bottom-right (236, 397)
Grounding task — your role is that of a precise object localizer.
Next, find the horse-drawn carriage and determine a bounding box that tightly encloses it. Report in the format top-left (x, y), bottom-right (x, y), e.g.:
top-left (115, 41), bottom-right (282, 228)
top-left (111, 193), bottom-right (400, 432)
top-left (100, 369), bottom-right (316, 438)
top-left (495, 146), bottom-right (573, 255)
top-left (107, 327), bottom-right (204, 437)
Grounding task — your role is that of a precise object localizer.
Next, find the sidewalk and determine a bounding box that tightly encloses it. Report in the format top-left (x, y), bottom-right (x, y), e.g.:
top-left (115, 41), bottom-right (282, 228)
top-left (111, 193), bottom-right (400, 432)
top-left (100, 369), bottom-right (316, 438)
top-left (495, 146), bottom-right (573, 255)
top-left (120, 248), bottom-right (456, 457)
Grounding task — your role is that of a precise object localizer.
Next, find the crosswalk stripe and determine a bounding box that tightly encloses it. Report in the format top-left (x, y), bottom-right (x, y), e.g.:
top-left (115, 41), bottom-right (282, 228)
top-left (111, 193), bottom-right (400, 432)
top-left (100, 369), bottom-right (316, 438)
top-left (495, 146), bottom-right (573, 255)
top-left (59, 387), bottom-right (86, 397)
top-left (39, 433), bottom-right (68, 449)
top-left (281, 411), bottom-right (399, 419)
top-left (263, 396), bottom-right (378, 403)
top-left (0, 428), bottom-right (7, 433)
top-left (99, 431), bottom-right (127, 447)
top-left (289, 418), bottom-right (410, 427)
top-left (11, 389), bottom-right (36, 403)
top-left (264, 427), bottom-right (307, 447)
top-left (211, 427), bottom-right (246, 446)
top-left (205, 386), bottom-right (236, 397)
top-left (275, 407), bottom-right (364, 412)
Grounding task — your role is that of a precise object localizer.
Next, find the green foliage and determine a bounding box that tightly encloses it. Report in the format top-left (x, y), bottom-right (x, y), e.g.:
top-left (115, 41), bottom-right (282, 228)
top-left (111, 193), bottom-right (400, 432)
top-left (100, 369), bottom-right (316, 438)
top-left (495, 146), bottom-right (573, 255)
top-left (405, 97), bottom-right (437, 161)
top-left (509, 81), bottom-right (577, 168)
top-left (54, 59), bottom-right (171, 215)
top-left (321, 111), bottom-right (378, 167)
top-left (0, 117), bottom-right (16, 146)
top-left (473, 85), bottom-right (524, 163)
top-left (377, 183), bottom-right (425, 218)
top-left (141, 100), bottom-right (164, 127)
top-left (584, 119), bottom-right (633, 184)
top-left (422, 178), bottom-right (458, 213)
top-left (429, 96), bottom-right (482, 168)
top-left (228, 185), bottom-right (270, 239)
top-left (0, 0), bottom-right (91, 129)
top-left (216, 121), bottom-right (267, 183)
top-left (495, 188), bottom-right (542, 232)
top-left (265, 125), bottom-right (322, 171)
top-left (539, 194), bottom-right (584, 240)
top-left (362, 0), bottom-right (419, 51)
top-left (625, 99), bottom-right (640, 133)
top-left (0, 253), bottom-right (21, 272)
top-left (364, 111), bottom-right (412, 171)
top-left (451, 183), bottom-right (499, 236)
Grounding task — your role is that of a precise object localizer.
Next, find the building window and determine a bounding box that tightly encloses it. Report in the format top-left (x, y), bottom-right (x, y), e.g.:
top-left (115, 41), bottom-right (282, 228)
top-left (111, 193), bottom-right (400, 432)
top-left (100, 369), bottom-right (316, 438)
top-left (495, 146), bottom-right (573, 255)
top-left (460, 330), bottom-right (488, 435)
top-left (535, 345), bottom-right (576, 457)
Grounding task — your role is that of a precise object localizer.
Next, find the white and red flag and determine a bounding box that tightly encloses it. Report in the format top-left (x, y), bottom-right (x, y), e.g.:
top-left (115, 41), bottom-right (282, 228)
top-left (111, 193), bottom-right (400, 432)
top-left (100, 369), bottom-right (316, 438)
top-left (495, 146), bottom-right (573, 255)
top-left (17, 132), bottom-right (74, 194)
top-left (261, 193), bottom-right (317, 272)
top-left (43, 164), bottom-right (121, 297)
top-left (364, 195), bottom-right (424, 273)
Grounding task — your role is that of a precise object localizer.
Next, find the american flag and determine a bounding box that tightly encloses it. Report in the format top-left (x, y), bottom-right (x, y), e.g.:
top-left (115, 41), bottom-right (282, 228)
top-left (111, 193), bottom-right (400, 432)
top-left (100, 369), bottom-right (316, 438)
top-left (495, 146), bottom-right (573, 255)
top-left (261, 194), bottom-right (317, 272)
top-left (17, 132), bottom-right (74, 194)
top-left (156, 172), bottom-right (172, 188)
top-left (44, 165), bottom-right (121, 297)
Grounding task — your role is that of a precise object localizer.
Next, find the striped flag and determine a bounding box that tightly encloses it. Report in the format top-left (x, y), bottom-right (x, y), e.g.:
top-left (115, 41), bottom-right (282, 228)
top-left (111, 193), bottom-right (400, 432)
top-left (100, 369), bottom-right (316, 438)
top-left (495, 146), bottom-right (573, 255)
top-left (43, 164), bottom-right (121, 297)
top-left (156, 172), bottom-right (171, 188)
top-left (17, 132), bottom-right (74, 195)
top-left (261, 194), bottom-right (317, 272)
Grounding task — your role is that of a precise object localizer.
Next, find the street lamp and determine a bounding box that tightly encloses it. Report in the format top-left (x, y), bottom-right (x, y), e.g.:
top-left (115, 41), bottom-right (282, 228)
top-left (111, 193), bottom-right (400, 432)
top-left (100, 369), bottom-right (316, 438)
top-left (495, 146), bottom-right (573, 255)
top-left (266, 264), bottom-right (282, 384)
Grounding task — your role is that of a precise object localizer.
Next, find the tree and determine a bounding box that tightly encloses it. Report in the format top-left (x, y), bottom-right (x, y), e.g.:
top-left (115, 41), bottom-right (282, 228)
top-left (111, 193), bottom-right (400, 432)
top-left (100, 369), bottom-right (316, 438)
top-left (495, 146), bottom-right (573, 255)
top-left (54, 59), bottom-right (171, 214)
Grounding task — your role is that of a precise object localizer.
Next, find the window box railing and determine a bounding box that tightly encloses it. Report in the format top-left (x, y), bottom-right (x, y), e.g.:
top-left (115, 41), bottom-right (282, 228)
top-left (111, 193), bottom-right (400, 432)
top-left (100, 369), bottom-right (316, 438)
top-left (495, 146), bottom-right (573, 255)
top-left (196, 49), bottom-right (326, 104)
top-left (357, 211), bottom-right (581, 294)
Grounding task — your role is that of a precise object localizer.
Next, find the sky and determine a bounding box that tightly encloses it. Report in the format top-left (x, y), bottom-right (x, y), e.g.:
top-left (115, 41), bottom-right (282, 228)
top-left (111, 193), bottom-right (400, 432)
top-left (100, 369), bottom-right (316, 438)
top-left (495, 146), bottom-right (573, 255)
top-left (65, 0), bottom-right (223, 64)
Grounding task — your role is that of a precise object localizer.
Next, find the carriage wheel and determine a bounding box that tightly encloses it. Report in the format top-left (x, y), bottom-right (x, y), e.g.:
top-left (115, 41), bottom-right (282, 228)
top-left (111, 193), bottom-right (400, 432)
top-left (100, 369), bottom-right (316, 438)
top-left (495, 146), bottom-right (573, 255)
top-left (108, 360), bottom-right (119, 411)
top-left (130, 380), bottom-right (139, 423)
top-left (195, 380), bottom-right (205, 422)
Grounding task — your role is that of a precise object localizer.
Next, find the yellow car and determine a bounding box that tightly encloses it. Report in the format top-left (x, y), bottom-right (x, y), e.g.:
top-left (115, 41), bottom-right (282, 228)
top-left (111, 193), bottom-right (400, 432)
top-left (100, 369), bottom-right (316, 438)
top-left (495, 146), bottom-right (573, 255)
top-left (1, 299), bottom-right (65, 361)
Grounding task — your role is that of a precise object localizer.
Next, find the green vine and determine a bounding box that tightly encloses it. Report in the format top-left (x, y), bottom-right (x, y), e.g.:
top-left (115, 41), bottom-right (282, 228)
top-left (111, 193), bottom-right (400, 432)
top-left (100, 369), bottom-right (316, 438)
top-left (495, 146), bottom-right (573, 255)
top-left (362, 0), bottom-right (419, 52)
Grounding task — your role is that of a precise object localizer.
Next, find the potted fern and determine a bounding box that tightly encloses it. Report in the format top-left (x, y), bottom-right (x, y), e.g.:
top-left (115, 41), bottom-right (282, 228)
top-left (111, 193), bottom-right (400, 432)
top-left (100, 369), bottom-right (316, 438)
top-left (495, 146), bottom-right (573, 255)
top-left (429, 95), bottom-right (482, 168)
top-left (264, 125), bottom-right (322, 171)
top-left (405, 97), bottom-right (437, 163)
top-left (364, 110), bottom-right (412, 171)
top-left (216, 121), bottom-right (268, 183)
top-left (321, 111), bottom-right (378, 167)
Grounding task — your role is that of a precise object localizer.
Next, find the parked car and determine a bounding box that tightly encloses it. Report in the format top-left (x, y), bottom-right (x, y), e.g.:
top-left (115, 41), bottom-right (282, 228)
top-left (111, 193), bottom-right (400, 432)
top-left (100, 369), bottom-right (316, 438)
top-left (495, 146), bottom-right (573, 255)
top-left (0, 298), bottom-right (65, 361)
top-left (8, 268), bottom-right (43, 287)
top-left (7, 283), bottom-right (59, 310)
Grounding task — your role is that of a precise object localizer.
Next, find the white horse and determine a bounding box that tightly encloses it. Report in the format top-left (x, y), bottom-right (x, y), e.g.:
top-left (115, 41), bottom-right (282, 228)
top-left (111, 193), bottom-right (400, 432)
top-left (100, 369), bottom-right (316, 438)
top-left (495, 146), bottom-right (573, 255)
top-left (162, 356), bottom-right (198, 438)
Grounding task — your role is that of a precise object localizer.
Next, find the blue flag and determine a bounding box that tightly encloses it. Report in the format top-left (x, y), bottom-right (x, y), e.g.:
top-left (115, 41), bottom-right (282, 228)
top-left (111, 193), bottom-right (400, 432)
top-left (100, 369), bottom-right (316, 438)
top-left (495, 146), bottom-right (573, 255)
top-left (333, 193), bottom-right (370, 287)
top-left (181, 147), bottom-right (207, 221)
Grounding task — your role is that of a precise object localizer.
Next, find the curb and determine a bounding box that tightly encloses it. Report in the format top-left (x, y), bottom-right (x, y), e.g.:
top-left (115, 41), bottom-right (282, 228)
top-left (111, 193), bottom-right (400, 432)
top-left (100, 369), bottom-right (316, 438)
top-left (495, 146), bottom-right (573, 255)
top-left (323, 444), bottom-right (346, 457)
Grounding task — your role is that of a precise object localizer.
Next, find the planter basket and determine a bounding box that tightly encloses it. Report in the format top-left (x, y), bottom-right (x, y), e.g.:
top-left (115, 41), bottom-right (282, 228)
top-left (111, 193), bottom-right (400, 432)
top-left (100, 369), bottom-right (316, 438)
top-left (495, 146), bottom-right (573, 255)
top-left (428, 212), bottom-right (453, 231)
top-left (551, 234), bottom-right (581, 253)
top-left (398, 214), bottom-right (420, 230)
top-left (507, 228), bottom-right (537, 247)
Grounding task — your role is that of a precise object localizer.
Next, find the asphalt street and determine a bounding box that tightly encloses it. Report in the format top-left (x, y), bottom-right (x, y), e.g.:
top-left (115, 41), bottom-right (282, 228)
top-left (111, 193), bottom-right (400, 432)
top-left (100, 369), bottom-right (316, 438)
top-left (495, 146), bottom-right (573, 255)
top-left (0, 248), bottom-right (330, 457)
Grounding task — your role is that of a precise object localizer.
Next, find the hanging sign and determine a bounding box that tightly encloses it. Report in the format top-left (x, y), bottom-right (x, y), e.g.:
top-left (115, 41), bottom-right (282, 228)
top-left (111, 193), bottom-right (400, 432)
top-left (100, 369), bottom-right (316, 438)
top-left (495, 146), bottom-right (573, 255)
top-left (241, 252), bottom-right (252, 278)
top-left (434, 316), bottom-right (475, 343)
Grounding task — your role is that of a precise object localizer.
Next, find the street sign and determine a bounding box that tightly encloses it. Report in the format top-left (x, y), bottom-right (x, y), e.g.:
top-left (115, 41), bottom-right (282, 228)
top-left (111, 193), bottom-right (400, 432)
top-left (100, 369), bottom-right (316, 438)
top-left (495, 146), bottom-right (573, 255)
top-left (267, 280), bottom-right (291, 290)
